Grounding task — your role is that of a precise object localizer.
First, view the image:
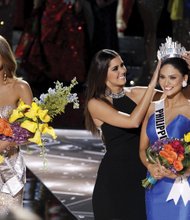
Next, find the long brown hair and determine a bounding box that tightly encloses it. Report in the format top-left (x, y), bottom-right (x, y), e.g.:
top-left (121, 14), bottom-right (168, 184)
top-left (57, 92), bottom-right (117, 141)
top-left (84, 49), bottom-right (119, 135)
top-left (0, 35), bottom-right (17, 78)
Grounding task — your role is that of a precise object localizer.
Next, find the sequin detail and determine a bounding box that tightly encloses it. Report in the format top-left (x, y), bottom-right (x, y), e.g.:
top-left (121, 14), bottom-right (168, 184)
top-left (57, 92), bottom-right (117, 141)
top-left (0, 190), bottom-right (23, 216)
top-left (0, 106), bottom-right (25, 216)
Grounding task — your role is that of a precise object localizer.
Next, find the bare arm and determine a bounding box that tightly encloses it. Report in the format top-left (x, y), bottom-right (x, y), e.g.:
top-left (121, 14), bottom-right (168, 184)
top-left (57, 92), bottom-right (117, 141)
top-left (139, 106), bottom-right (152, 168)
top-left (128, 86), bottom-right (163, 105)
top-left (139, 105), bottom-right (164, 180)
top-left (16, 80), bottom-right (33, 105)
top-left (89, 60), bottom-right (161, 128)
top-left (0, 81), bottom-right (33, 153)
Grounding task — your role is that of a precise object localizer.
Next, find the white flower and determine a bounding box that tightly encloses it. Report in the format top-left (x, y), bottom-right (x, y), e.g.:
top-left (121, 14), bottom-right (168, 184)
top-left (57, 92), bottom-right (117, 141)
top-left (48, 88), bottom-right (56, 95)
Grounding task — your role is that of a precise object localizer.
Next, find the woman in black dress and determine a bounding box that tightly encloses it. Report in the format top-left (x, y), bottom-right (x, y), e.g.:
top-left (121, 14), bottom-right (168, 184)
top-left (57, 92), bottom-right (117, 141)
top-left (84, 49), bottom-right (161, 219)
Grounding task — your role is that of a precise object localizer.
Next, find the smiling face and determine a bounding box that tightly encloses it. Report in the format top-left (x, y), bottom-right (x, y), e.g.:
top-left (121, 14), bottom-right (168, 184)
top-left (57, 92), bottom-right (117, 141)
top-left (105, 55), bottom-right (127, 90)
top-left (159, 64), bottom-right (188, 96)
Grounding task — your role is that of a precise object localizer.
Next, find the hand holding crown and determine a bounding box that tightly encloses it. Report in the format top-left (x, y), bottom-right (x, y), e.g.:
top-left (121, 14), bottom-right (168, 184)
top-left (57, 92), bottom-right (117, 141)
top-left (182, 51), bottom-right (190, 69)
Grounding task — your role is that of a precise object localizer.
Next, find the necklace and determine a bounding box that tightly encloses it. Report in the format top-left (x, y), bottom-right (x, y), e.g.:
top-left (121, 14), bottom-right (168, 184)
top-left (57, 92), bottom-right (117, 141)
top-left (105, 88), bottom-right (125, 99)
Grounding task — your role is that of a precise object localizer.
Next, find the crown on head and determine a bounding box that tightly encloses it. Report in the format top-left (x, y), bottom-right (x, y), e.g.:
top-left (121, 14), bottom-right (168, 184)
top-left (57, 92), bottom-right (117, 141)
top-left (157, 36), bottom-right (186, 61)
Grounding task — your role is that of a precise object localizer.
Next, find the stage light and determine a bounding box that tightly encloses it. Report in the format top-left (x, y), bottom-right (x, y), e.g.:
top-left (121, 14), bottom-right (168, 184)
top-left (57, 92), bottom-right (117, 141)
top-left (130, 80), bottom-right (135, 86)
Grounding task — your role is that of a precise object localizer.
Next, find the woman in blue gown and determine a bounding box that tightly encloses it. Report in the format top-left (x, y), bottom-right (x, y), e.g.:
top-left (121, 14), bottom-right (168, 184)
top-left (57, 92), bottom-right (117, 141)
top-left (140, 55), bottom-right (190, 220)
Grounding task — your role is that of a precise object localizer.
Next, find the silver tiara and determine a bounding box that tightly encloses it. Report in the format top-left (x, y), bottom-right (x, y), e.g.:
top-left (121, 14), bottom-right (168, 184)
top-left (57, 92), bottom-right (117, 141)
top-left (157, 36), bottom-right (186, 61)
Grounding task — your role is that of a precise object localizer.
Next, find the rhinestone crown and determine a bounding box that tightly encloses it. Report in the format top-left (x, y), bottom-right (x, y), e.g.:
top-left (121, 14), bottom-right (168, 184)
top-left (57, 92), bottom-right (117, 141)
top-left (157, 36), bottom-right (186, 61)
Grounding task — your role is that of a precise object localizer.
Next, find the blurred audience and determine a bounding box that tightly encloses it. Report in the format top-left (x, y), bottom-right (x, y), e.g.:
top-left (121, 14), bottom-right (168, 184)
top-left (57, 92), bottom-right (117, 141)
top-left (0, 0), bottom-right (15, 45)
top-left (137, 0), bottom-right (164, 77)
top-left (116, 0), bottom-right (134, 36)
top-left (116, 0), bottom-right (165, 83)
top-left (89, 0), bottom-right (119, 56)
top-left (15, 0), bottom-right (88, 87)
top-left (168, 0), bottom-right (190, 50)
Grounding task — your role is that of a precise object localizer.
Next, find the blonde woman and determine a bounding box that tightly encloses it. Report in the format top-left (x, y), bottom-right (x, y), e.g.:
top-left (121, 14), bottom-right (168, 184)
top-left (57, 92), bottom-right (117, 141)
top-left (0, 35), bottom-right (33, 215)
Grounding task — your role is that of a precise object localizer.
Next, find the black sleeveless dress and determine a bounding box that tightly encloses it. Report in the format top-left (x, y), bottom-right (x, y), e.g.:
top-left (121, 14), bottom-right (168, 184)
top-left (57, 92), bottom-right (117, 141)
top-left (92, 96), bottom-right (146, 220)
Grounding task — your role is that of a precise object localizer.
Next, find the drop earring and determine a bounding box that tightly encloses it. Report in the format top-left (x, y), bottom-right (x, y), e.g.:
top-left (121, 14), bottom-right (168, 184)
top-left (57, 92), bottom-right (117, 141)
top-left (3, 72), bottom-right (7, 85)
top-left (182, 80), bottom-right (187, 88)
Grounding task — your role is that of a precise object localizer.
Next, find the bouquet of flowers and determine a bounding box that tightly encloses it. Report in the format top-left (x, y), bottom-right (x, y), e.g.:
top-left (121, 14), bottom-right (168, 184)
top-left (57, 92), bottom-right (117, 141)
top-left (0, 78), bottom-right (79, 164)
top-left (142, 132), bottom-right (190, 189)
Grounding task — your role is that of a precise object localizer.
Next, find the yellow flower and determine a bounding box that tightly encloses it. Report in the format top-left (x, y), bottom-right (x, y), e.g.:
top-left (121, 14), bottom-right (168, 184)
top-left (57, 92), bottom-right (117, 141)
top-left (184, 132), bottom-right (190, 143)
top-left (9, 110), bottom-right (24, 123)
top-left (21, 120), bottom-right (38, 133)
top-left (9, 100), bottom-right (30, 123)
top-left (28, 129), bottom-right (42, 146)
top-left (17, 99), bottom-right (30, 111)
top-left (0, 155), bottom-right (4, 164)
top-left (24, 102), bottom-right (40, 121)
top-left (39, 123), bottom-right (57, 139)
top-left (38, 109), bottom-right (51, 122)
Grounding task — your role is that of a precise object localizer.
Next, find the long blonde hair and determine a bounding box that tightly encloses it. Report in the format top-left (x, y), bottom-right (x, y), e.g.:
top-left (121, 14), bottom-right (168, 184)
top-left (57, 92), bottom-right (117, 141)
top-left (0, 35), bottom-right (17, 78)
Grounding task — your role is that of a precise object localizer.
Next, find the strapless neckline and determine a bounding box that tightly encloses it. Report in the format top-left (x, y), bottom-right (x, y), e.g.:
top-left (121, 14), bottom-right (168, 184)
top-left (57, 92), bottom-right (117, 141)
top-left (0, 105), bottom-right (15, 109)
top-left (150, 113), bottom-right (190, 128)
top-left (0, 105), bottom-right (15, 119)
top-left (147, 114), bottom-right (190, 144)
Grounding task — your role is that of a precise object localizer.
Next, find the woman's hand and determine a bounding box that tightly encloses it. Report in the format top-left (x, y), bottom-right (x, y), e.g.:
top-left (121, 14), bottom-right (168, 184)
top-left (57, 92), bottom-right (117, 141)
top-left (0, 140), bottom-right (15, 153)
top-left (182, 51), bottom-right (190, 69)
top-left (147, 163), bottom-right (164, 180)
top-left (147, 159), bottom-right (178, 180)
top-left (159, 166), bottom-right (178, 179)
top-left (156, 159), bottom-right (177, 179)
top-left (148, 60), bottom-right (161, 88)
top-left (183, 167), bottom-right (190, 177)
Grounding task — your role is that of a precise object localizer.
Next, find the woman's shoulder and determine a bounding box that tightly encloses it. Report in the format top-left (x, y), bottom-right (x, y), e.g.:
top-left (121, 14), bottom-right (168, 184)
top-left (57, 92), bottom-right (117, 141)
top-left (124, 86), bottom-right (147, 101)
top-left (152, 90), bottom-right (163, 101)
top-left (88, 98), bottom-right (98, 107)
top-left (123, 86), bottom-right (144, 104)
top-left (183, 99), bottom-right (190, 111)
top-left (88, 97), bottom-right (111, 108)
top-left (125, 86), bottom-right (162, 95)
top-left (183, 85), bottom-right (190, 99)
top-left (124, 85), bottom-right (147, 93)
top-left (12, 78), bottom-right (31, 90)
top-left (124, 86), bottom-right (162, 103)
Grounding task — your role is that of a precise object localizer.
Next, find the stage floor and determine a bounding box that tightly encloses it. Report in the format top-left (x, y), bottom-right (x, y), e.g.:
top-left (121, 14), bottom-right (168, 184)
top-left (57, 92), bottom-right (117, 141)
top-left (21, 129), bottom-right (104, 220)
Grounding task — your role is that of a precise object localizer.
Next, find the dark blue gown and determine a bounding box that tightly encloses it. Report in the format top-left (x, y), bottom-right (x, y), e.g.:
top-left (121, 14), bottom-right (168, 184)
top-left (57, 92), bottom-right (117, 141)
top-left (146, 114), bottom-right (190, 220)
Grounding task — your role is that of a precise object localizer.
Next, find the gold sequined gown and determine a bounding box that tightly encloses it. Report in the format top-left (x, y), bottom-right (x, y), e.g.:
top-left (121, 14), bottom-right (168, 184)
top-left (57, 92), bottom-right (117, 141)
top-left (0, 106), bottom-right (26, 216)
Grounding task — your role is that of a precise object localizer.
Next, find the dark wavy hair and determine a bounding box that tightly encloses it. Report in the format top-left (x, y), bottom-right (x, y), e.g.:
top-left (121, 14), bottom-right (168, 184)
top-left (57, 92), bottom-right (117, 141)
top-left (84, 49), bottom-right (119, 135)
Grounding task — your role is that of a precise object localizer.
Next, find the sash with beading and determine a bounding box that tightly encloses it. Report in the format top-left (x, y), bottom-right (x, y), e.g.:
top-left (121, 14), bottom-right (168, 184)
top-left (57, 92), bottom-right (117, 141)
top-left (0, 150), bottom-right (25, 196)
